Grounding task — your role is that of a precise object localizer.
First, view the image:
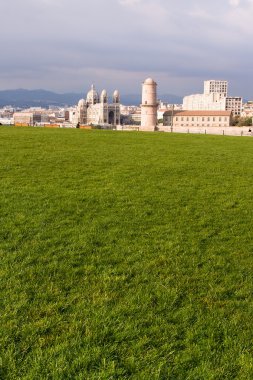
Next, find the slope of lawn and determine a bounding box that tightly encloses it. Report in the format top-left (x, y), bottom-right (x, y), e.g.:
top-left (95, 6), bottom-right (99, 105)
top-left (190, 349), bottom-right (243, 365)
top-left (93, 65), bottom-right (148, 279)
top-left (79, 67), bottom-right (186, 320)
top-left (0, 127), bottom-right (253, 379)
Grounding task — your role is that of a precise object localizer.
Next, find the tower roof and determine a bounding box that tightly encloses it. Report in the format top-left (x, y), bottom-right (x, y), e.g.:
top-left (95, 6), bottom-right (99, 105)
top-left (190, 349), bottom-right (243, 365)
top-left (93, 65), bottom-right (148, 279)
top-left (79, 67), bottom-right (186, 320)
top-left (144, 77), bottom-right (156, 84)
top-left (100, 89), bottom-right (108, 103)
top-left (78, 98), bottom-right (86, 108)
top-left (113, 90), bottom-right (120, 104)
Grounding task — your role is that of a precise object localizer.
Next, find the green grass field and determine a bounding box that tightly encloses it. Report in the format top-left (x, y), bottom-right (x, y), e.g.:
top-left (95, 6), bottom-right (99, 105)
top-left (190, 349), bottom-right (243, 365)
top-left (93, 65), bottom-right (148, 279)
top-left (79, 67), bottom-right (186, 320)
top-left (0, 126), bottom-right (253, 379)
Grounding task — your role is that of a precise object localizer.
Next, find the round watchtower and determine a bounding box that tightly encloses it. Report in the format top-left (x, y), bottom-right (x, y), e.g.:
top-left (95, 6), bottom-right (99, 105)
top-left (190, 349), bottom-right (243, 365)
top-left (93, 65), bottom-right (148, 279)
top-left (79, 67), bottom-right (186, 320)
top-left (140, 78), bottom-right (157, 131)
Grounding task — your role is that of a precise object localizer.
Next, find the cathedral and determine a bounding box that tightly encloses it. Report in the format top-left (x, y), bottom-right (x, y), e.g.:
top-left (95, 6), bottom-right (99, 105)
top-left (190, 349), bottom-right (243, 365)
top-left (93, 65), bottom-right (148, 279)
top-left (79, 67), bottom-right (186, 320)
top-left (75, 85), bottom-right (121, 126)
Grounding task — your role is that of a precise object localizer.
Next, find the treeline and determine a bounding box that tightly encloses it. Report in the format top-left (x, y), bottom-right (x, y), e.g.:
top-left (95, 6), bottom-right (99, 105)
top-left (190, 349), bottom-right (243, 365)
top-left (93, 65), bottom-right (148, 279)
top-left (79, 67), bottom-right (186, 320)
top-left (231, 116), bottom-right (252, 126)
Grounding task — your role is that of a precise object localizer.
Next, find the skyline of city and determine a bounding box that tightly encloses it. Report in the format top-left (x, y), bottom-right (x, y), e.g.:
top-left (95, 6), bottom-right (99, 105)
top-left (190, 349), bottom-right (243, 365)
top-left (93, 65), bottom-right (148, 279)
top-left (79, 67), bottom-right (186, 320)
top-left (1, 0), bottom-right (253, 98)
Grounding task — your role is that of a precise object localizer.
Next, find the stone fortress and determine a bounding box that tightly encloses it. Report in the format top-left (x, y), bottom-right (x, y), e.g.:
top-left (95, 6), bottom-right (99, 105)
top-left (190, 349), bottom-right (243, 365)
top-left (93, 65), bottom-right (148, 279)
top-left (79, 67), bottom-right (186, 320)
top-left (75, 85), bottom-right (121, 127)
top-left (140, 78), bottom-right (158, 131)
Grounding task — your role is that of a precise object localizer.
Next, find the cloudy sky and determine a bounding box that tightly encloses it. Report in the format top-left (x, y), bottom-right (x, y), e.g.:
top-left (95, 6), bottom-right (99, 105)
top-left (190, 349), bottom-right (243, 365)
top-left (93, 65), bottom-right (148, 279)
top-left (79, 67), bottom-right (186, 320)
top-left (1, 0), bottom-right (253, 98)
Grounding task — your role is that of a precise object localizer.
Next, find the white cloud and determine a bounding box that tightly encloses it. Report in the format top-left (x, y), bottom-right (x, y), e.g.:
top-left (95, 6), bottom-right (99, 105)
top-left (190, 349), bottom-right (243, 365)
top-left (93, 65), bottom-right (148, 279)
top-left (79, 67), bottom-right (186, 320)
top-left (119, 0), bottom-right (142, 5)
top-left (229, 0), bottom-right (240, 6)
top-left (188, 7), bottom-right (213, 19)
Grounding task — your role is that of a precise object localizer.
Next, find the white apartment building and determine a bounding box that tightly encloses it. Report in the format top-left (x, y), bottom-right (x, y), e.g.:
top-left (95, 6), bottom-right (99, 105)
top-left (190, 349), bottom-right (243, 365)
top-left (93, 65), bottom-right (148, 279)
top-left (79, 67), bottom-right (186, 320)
top-left (183, 93), bottom-right (226, 111)
top-left (204, 80), bottom-right (228, 97)
top-left (183, 80), bottom-right (242, 116)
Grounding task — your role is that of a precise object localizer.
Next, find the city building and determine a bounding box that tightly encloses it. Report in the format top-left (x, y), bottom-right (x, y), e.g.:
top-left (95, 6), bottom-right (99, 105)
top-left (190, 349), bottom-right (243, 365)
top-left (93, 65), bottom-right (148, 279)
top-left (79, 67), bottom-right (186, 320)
top-left (163, 110), bottom-right (232, 128)
top-left (241, 101), bottom-right (253, 118)
top-left (157, 101), bottom-right (182, 119)
top-left (183, 80), bottom-right (242, 116)
top-left (140, 78), bottom-right (158, 131)
top-left (183, 93), bottom-right (226, 111)
top-left (13, 112), bottom-right (34, 126)
top-left (75, 85), bottom-right (121, 126)
top-left (204, 80), bottom-right (228, 97)
top-left (225, 97), bottom-right (242, 116)
top-left (0, 106), bottom-right (15, 124)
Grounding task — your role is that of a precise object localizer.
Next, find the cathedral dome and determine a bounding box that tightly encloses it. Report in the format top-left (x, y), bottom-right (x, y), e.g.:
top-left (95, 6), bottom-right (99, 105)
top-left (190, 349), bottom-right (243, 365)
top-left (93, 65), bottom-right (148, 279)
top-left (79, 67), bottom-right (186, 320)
top-left (78, 98), bottom-right (86, 108)
top-left (86, 84), bottom-right (99, 104)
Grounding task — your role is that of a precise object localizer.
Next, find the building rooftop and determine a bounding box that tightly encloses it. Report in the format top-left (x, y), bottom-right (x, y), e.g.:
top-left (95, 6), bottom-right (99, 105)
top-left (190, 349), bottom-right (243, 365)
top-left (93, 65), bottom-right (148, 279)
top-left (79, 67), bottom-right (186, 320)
top-left (163, 110), bottom-right (232, 116)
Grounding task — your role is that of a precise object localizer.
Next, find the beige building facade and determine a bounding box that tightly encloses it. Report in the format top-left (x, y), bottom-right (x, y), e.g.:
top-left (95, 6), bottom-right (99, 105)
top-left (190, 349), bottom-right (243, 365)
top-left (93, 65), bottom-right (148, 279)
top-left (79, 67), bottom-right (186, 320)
top-left (14, 112), bottom-right (34, 125)
top-left (163, 110), bottom-right (232, 128)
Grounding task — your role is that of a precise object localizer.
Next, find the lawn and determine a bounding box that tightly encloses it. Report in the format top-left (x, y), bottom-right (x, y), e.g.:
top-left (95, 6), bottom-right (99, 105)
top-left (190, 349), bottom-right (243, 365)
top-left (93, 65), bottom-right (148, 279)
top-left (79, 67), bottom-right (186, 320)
top-left (0, 126), bottom-right (253, 379)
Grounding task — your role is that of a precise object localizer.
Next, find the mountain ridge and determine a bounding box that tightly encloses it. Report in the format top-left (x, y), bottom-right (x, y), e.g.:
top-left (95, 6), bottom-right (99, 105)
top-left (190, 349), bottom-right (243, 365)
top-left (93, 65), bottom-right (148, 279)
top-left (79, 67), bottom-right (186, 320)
top-left (0, 89), bottom-right (182, 107)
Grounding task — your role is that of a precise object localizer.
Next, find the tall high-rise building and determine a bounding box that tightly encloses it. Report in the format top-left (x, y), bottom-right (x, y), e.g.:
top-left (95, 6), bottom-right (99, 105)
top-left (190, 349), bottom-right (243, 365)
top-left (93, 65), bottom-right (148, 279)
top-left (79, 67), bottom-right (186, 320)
top-left (204, 80), bottom-right (228, 97)
top-left (140, 78), bottom-right (158, 131)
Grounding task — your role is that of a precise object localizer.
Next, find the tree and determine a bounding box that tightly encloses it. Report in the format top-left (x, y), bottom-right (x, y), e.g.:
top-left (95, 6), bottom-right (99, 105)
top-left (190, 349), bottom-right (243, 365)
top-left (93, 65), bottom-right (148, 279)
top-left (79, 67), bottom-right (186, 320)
top-left (231, 116), bottom-right (252, 126)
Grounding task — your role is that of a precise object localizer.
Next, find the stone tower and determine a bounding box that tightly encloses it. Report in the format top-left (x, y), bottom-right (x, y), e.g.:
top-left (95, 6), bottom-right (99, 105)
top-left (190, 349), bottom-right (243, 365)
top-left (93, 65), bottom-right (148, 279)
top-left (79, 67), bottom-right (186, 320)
top-left (140, 78), bottom-right (158, 131)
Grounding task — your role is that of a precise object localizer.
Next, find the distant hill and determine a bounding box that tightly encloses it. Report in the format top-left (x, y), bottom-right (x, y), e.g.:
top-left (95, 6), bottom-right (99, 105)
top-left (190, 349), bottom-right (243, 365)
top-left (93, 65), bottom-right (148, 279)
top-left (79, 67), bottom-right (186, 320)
top-left (0, 89), bottom-right (183, 108)
top-left (0, 89), bottom-right (83, 108)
